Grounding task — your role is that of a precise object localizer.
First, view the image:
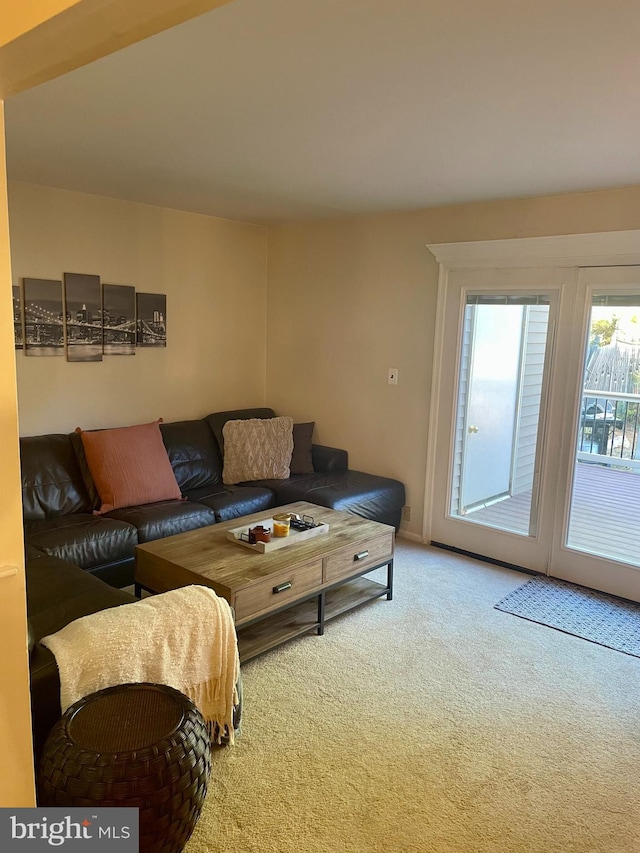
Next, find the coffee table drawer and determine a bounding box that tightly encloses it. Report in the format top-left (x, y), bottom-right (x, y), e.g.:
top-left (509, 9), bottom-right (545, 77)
top-left (324, 532), bottom-right (394, 583)
top-left (234, 559), bottom-right (323, 622)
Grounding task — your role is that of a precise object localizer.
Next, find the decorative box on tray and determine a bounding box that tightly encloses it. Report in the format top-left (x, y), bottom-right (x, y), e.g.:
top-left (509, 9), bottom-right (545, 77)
top-left (226, 513), bottom-right (329, 553)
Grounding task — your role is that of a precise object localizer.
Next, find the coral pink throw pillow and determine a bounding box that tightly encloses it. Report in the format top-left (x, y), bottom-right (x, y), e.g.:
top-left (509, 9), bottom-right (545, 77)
top-left (77, 420), bottom-right (181, 513)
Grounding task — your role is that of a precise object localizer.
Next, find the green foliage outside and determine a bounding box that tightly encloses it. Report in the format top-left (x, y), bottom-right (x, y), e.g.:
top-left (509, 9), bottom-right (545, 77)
top-left (590, 315), bottom-right (619, 347)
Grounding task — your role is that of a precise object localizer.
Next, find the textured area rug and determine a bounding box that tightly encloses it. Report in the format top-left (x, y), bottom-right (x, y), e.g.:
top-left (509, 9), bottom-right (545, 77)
top-left (495, 575), bottom-right (640, 657)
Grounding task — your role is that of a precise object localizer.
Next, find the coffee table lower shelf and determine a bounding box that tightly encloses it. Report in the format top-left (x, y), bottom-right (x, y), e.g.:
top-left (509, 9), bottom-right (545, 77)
top-left (237, 576), bottom-right (389, 663)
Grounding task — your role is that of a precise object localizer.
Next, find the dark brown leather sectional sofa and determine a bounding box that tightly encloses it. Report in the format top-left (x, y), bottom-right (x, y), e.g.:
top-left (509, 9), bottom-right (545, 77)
top-left (23, 406), bottom-right (405, 763)
top-left (23, 407), bottom-right (405, 586)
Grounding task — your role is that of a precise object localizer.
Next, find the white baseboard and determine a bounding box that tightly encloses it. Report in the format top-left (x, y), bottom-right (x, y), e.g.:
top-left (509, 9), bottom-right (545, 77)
top-left (396, 530), bottom-right (424, 543)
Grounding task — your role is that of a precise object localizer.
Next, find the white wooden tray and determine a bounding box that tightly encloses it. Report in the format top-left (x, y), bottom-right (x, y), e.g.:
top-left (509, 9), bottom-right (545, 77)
top-left (226, 518), bottom-right (329, 553)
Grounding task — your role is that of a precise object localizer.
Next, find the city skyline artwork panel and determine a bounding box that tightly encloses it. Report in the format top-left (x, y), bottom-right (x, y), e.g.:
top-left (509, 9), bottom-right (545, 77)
top-left (103, 283), bottom-right (136, 355)
top-left (64, 272), bottom-right (102, 362)
top-left (136, 292), bottom-right (167, 347)
top-left (23, 278), bottom-right (64, 356)
top-left (13, 285), bottom-right (23, 349)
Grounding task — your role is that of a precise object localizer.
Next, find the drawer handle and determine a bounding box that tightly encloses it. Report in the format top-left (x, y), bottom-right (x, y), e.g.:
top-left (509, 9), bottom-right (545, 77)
top-left (354, 551), bottom-right (369, 562)
top-left (273, 581), bottom-right (293, 594)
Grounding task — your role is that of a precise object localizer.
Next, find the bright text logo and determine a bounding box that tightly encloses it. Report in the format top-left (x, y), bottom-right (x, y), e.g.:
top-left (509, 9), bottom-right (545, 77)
top-left (0, 808), bottom-right (138, 850)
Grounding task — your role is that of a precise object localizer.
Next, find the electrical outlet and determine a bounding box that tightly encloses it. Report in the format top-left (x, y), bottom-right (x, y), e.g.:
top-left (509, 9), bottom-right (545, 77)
top-left (402, 505), bottom-right (411, 522)
top-left (388, 368), bottom-right (399, 385)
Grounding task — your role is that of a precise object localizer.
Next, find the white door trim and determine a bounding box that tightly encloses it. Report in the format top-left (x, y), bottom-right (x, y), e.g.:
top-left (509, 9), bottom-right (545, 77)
top-left (549, 266), bottom-right (640, 599)
top-left (423, 229), bottom-right (640, 559)
top-left (426, 267), bottom-right (571, 571)
top-left (422, 262), bottom-right (448, 544)
top-left (427, 229), bottom-right (640, 270)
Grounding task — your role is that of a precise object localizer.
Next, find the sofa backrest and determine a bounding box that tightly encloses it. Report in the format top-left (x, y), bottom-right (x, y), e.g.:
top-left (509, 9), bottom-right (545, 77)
top-left (205, 408), bottom-right (275, 456)
top-left (20, 410), bottom-right (277, 520)
top-left (20, 434), bottom-right (94, 521)
top-left (160, 419), bottom-right (223, 490)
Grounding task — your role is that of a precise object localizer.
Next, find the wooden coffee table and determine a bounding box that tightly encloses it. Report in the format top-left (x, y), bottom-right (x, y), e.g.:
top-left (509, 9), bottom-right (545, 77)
top-left (135, 501), bottom-right (394, 662)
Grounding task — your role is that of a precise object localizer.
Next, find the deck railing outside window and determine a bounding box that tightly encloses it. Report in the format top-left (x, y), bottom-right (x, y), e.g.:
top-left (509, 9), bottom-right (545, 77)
top-left (577, 391), bottom-right (640, 471)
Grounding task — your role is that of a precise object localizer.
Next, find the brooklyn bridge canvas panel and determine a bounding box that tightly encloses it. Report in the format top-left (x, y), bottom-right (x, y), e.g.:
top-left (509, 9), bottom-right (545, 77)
top-left (64, 272), bottom-right (103, 362)
top-left (103, 283), bottom-right (136, 355)
top-left (13, 285), bottom-right (23, 349)
top-left (23, 278), bottom-right (64, 356)
top-left (136, 292), bottom-right (167, 347)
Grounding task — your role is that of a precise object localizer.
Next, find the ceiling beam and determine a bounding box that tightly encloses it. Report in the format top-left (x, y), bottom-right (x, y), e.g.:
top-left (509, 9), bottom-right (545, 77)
top-left (0, 0), bottom-right (235, 99)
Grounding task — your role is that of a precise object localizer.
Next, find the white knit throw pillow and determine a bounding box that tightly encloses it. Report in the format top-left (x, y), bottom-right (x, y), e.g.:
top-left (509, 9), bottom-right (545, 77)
top-left (222, 417), bottom-right (294, 484)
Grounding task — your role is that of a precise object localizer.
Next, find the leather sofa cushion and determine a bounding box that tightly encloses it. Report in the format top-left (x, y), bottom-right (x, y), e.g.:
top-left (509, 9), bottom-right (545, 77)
top-left (185, 485), bottom-right (275, 522)
top-left (106, 499), bottom-right (216, 542)
top-left (25, 514), bottom-right (138, 570)
top-left (27, 554), bottom-right (135, 637)
top-left (160, 419), bottom-right (223, 489)
top-left (26, 554), bottom-right (135, 765)
top-left (21, 434), bottom-right (93, 521)
top-left (311, 444), bottom-right (348, 473)
top-left (26, 543), bottom-right (46, 560)
top-left (251, 470), bottom-right (406, 529)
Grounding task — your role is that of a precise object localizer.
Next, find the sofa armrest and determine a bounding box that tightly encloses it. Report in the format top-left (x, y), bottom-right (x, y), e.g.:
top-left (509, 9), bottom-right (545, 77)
top-left (312, 444), bottom-right (348, 472)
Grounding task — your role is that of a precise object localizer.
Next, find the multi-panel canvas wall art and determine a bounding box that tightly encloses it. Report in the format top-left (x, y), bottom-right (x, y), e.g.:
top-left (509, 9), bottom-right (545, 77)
top-left (137, 292), bottom-right (167, 347)
top-left (64, 272), bottom-right (103, 362)
top-left (17, 274), bottom-right (168, 357)
top-left (103, 284), bottom-right (136, 355)
top-left (13, 286), bottom-right (23, 349)
top-left (23, 278), bottom-right (64, 356)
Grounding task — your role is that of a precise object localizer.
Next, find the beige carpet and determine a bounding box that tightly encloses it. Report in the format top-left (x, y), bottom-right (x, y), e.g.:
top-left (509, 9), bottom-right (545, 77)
top-left (185, 541), bottom-right (640, 853)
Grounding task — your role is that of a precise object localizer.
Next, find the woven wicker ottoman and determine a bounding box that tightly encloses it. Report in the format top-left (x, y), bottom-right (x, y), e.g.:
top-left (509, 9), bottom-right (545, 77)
top-left (38, 682), bottom-right (211, 853)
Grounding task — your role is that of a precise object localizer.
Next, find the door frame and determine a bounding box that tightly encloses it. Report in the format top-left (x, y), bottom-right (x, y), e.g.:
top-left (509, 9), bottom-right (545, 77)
top-left (425, 266), bottom-right (572, 572)
top-left (549, 265), bottom-right (640, 599)
top-left (423, 230), bottom-right (640, 565)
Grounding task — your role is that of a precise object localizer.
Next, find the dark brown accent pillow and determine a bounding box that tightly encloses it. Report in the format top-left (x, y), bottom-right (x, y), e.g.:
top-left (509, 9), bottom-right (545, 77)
top-left (290, 422), bottom-right (315, 474)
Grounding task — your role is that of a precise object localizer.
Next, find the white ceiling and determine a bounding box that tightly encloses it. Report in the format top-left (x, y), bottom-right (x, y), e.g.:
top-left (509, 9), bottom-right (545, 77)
top-left (5, 0), bottom-right (640, 224)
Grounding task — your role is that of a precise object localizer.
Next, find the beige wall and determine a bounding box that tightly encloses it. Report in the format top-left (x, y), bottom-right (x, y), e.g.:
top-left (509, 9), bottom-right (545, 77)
top-left (266, 185), bottom-right (640, 539)
top-left (9, 182), bottom-right (267, 436)
top-left (12, 179), bottom-right (640, 536)
top-left (0, 107), bottom-right (34, 805)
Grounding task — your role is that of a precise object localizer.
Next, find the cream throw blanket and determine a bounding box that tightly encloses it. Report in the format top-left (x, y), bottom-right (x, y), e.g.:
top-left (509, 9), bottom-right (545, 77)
top-left (41, 585), bottom-right (240, 744)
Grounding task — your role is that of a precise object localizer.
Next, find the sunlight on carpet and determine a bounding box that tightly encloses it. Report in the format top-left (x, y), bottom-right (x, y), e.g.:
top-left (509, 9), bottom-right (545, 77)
top-left (185, 542), bottom-right (640, 853)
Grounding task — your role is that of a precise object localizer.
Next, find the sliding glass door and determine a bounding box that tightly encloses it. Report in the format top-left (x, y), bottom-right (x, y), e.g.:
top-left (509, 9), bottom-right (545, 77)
top-left (550, 267), bottom-right (640, 599)
top-left (429, 268), bottom-right (570, 573)
top-left (429, 265), bottom-right (640, 601)
top-left (451, 296), bottom-right (550, 536)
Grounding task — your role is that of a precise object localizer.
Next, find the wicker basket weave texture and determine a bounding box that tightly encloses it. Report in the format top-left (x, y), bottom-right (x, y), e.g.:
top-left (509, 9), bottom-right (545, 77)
top-left (37, 683), bottom-right (212, 853)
